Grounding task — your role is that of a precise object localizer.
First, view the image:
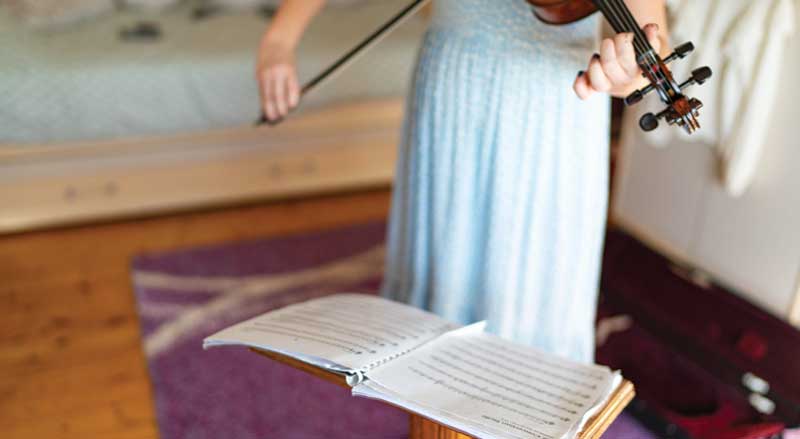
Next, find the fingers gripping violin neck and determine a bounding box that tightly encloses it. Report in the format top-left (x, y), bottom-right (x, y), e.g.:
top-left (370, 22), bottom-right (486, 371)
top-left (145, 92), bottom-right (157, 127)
top-left (528, 0), bottom-right (713, 135)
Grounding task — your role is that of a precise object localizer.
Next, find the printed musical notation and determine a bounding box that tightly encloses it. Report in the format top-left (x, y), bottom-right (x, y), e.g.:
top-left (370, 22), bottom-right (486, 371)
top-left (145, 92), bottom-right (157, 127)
top-left (206, 294), bottom-right (457, 371)
top-left (361, 327), bottom-right (618, 439)
top-left (205, 294), bottom-right (627, 439)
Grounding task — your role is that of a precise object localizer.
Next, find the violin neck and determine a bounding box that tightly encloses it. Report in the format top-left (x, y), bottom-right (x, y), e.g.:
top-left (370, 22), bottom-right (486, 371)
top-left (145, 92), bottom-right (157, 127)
top-left (592, 0), bottom-right (657, 59)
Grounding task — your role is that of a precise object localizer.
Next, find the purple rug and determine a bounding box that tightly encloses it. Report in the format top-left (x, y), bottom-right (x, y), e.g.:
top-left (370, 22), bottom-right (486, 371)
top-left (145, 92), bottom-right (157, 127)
top-left (131, 221), bottom-right (655, 439)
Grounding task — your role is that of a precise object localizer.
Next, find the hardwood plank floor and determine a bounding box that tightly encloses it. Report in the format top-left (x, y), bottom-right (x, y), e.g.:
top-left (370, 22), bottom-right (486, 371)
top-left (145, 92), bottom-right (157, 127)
top-left (0, 189), bottom-right (392, 439)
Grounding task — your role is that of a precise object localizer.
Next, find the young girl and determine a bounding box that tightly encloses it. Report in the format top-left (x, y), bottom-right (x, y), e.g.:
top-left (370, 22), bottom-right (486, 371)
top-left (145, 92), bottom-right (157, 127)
top-left (259, 0), bottom-right (666, 363)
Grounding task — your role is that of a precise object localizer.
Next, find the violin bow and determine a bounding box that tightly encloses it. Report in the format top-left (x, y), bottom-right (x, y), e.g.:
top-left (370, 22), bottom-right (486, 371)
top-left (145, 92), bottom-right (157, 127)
top-left (257, 0), bottom-right (431, 126)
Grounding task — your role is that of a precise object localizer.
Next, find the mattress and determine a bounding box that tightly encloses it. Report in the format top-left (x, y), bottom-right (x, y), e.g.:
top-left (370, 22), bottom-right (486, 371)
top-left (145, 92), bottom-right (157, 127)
top-left (0, 2), bottom-right (426, 145)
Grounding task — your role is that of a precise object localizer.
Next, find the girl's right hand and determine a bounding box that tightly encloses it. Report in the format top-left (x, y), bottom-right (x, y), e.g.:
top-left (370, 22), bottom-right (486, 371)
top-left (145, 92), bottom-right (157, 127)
top-left (257, 39), bottom-right (301, 122)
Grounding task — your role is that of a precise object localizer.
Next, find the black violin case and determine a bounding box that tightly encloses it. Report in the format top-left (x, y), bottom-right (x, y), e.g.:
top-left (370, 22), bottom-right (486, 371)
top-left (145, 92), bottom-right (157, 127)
top-left (596, 228), bottom-right (800, 439)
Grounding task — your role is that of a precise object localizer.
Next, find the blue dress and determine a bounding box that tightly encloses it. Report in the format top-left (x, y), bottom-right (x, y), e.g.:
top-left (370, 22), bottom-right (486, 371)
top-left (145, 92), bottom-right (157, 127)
top-left (381, 0), bottom-right (610, 363)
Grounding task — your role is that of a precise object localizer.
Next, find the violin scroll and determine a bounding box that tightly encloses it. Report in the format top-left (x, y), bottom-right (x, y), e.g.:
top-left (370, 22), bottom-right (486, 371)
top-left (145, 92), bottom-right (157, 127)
top-left (626, 41), bottom-right (713, 134)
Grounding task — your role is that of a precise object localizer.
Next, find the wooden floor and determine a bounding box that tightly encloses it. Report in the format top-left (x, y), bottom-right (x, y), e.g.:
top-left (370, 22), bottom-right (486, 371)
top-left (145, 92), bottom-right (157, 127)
top-left (0, 189), bottom-right (392, 439)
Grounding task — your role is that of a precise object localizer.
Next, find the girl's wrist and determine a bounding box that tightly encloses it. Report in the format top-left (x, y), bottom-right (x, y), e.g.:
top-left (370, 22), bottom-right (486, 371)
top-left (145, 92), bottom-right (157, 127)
top-left (262, 31), bottom-right (299, 51)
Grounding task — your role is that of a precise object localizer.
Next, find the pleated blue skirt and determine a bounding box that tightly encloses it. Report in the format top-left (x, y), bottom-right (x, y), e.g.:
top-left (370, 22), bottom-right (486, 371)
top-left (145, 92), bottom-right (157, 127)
top-left (382, 0), bottom-right (610, 363)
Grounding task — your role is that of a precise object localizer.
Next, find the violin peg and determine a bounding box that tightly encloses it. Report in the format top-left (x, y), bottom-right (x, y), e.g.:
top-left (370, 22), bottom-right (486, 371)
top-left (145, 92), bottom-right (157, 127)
top-left (664, 41), bottom-right (695, 64)
top-left (679, 66), bottom-right (713, 90)
top-left (624, 90), bottom-right (643, 106)
top-left (675, 42), bottom-right (695, 57)
top-left (639, 113), bottom-right (660, 132)
top-left (624, 84), bottom-right (654, 107)
top-left (692, 66), bottom-right (713, 84)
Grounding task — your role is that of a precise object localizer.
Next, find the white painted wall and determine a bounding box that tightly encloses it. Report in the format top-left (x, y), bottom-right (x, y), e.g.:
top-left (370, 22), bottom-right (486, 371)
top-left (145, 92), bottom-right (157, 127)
top-left (613, 10), bottom-right (800, 323)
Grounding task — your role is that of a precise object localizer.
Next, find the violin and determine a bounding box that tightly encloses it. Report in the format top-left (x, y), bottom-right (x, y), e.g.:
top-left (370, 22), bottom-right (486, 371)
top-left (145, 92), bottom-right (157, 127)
top-left (528, 0), bottom-right (712, 134)
top-left (260, 0), bottom-right (712, 135)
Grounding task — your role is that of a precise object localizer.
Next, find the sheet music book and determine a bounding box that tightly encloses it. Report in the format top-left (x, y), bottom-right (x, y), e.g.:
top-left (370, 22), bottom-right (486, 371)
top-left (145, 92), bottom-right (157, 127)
top-left (204, 294), bottom-right (633, 439)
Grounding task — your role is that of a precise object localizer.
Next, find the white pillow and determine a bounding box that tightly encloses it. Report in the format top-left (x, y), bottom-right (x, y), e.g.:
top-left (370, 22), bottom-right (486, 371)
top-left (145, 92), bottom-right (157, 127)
top-left (6, 0), bottom-right (115, 29)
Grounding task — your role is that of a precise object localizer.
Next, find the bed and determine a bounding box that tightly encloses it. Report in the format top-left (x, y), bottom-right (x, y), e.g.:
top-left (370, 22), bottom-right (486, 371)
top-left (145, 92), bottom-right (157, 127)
top-left (0, 1), bottom-right (427, 232)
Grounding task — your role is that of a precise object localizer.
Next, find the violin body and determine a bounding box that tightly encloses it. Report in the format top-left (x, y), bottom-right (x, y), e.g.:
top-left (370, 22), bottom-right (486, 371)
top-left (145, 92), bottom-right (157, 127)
top-left (526, 0), bottom-right (598, 25)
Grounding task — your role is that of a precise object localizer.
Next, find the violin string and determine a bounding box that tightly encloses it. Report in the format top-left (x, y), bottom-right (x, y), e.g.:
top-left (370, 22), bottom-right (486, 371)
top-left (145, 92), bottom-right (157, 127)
top-left (604, 0), bottom-right (649, 55)
top-left (596, 0), bottom-right (637, 50)
top-left (613, 0), bottom-right (653, 56)
top-left (596, 0), bottom-right (647, 55)
top-left (614, 0), bottom-right (657, 54)
top-left (606, 0), bottom-right (640, 39)
top-left (596, 0), bottom-right (625, 33)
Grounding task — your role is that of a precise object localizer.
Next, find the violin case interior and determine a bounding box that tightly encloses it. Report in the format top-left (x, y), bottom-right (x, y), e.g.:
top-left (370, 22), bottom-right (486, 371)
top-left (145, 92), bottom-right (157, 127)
top-left (597, 228), bottom-right (800, 439)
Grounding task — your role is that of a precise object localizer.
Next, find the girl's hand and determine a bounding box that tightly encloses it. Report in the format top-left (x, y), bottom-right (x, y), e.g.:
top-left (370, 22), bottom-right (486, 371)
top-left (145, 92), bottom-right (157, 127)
top-left (573, 23), bottom-right (662, 100)
top-left (257, 38), bottom-right (301, 122)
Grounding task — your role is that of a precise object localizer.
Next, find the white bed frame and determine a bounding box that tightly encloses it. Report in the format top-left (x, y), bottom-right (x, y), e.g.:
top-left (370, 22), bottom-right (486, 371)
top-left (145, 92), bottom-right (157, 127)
top-left (0, 99), bottom-right (403, 234)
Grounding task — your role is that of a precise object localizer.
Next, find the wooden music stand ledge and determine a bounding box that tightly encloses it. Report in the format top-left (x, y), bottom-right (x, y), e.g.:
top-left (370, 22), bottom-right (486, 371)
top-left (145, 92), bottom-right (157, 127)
top-left (252, 348), bottom-right (634, 439)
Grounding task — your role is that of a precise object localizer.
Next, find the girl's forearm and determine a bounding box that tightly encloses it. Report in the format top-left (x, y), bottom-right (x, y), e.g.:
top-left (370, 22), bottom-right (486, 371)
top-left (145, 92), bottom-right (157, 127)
top-left (263, 0), bottom-right (327, 50)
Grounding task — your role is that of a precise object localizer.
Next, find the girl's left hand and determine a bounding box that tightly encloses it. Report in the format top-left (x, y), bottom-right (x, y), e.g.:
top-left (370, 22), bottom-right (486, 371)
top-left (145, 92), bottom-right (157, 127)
top-left (573, 23), bottom-right (662, 100)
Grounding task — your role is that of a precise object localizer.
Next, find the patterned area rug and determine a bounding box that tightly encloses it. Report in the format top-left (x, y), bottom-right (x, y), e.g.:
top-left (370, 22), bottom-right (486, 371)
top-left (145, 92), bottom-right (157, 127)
top-left (131, 221), bottom-right (654, 439)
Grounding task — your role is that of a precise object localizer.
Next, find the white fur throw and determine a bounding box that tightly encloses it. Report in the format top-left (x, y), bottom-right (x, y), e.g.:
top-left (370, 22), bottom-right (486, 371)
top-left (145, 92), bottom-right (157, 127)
top-left (200, 0), bottom-right (367, 10)
top-left (6, 0), bottom-right (115, 29)
top-left (123, 0), bottom-right (182, 11)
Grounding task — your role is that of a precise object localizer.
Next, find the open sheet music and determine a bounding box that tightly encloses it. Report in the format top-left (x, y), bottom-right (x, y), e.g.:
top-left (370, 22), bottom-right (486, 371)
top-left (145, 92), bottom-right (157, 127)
top-left (204, 294), bottom-right (629, 439)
